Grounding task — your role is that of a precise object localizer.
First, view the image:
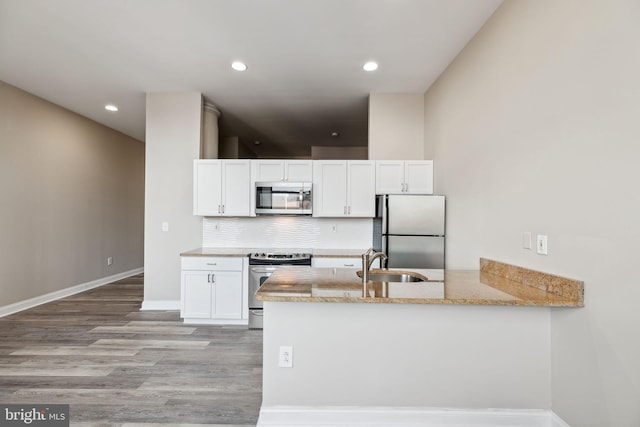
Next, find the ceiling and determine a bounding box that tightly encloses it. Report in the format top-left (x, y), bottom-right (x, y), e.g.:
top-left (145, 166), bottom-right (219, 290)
top-left (0, 0), bottom-right (502, 158)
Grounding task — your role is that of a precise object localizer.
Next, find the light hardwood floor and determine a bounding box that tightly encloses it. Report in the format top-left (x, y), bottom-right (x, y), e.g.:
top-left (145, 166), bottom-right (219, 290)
top-left (0, 274), bottom-right (263, 426)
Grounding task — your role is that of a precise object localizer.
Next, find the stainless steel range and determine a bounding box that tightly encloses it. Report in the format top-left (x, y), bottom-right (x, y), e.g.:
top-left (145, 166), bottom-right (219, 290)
top-left (248, 251), bottom-right (312, 329)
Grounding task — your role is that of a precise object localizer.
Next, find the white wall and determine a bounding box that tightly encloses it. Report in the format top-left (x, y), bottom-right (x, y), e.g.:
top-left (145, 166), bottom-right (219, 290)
top-left (368, 93), bottom-right (424, 160)
top-left (424, 1), bottom-right (640, 425)
top-left (0, 80), bottom-right (144, 308)
top-left (144, 92), bottom-right (203, 305)
top-left (262, 302), bottom-right (550, 409)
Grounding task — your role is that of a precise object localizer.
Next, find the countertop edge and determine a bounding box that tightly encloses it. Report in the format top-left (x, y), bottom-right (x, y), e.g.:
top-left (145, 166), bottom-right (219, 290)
top-left (256, 295), bottom-right (583, 307)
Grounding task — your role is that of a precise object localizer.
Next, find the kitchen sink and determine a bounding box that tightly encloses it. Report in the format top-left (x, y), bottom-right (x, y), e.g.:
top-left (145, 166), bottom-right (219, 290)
top-left (356, 270), bottom-right (427, 283)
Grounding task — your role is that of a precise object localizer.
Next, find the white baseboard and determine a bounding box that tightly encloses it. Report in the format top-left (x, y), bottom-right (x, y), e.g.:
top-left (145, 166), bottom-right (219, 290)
top-left (182, 317), bottom-right (248, 325)
top-left (257, 406), bottom-right (571, 427)
top-left (550, 411), bottom-right (571, 427)
top-left (0, 268), bottom-right (144, 317)
top-left (140, 300), bottom-right (180, 311)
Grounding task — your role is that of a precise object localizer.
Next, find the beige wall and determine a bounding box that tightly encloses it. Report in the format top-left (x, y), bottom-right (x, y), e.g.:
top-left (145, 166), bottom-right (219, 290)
top-left (368, 93), bottom-right (424, 160)
top-left (263, 302), bottom-right (550, 409)
top-left (0, 80), bottom-right (144, 307)
top-left (424, 0), bottom-right (640, 425)
top-left (143, 92), bottom-right (203, 305)
top-left (219, 136), bottom-right (257, 159)
top-left (311, 145), bottom-right (367, 160)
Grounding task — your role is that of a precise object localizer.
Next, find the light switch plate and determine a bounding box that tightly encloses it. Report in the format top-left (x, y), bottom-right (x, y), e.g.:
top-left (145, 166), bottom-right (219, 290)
top-left (536, 235), bottom-right (548, 255)
top-left (522, 232), bottom-right (532, 250)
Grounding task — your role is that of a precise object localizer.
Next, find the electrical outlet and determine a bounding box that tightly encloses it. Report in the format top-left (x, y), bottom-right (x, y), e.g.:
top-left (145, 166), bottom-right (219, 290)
top-left (331, 224), bottom-right (337, 232)
top-left (279, 346), bottom-right (293, 368)
top-left (536, 235), bottom-right (548, 255)
top-left (522, 232), bottom-right (532, 250)
top-left (161, 222), bottom-right (169, 232)
top-left (107, 256), bottom-right (113, 266)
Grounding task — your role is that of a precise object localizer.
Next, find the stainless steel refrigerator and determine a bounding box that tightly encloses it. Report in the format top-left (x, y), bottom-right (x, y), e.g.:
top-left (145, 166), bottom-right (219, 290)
top-left (373, 195), bottom-right (445, 269)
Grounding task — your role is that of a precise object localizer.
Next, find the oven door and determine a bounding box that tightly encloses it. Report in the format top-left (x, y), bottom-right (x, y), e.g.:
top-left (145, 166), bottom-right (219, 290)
top-left (249, 266), bottom-right (277, 309)
top-left (249, 266), bottom-right (277, 329)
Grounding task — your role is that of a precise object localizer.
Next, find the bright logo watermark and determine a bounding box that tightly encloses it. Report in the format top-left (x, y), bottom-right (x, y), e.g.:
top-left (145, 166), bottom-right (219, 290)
top-left (1, 405), bottom-right (68, 426)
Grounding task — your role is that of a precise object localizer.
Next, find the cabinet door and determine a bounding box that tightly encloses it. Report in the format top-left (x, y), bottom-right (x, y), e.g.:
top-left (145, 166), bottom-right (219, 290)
top-left (375, 161), bottom-right (404, 194)
top-left (194, 160), bottom-right (222, 215)
top-left (347, 161), bottom-right (375, 217)
top-left (222, 160), bottom-right (251, 216)
top-left (313, 161), bottom-right (347, 217)
top-left (181, 271), bottom-right (213, 318)
top-left (404, 161), bottom-right (433, 194)
top-left (212, 271), bottom-right (243, 319)
top-left (253, 160), bottom-right (285, 182)
top-left (285, 160), bottom-right (313, 182)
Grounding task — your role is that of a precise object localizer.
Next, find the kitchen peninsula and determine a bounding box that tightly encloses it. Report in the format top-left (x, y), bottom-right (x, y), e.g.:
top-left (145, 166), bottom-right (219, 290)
top-left (256, 259), bottom-right (583, 425)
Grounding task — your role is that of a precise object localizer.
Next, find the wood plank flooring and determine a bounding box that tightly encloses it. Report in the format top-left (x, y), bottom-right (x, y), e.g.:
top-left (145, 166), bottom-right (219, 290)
top-left (0, 274), bottom-right (263, 426)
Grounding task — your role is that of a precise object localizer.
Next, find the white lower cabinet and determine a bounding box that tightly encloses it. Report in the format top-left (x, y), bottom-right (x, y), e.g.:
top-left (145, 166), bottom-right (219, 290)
top-left (180, 257), bottom-right (248, 325)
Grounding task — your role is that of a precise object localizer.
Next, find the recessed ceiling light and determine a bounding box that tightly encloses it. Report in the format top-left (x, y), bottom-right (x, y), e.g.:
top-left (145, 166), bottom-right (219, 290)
top-left (254, 140), bottom-right (261, 145)
top-left (232, 61), bottom-right (247, 71)
top-left (363, 61), bottom-right (378, 72)
top-left (105, 104), bottom-right (118, 112)
top-left (331, 132), bottom-right (339, 137)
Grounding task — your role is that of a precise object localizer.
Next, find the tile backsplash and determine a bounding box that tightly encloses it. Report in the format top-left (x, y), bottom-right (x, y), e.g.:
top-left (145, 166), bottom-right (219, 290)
top-left (202, 217), bottom-right (373, 249)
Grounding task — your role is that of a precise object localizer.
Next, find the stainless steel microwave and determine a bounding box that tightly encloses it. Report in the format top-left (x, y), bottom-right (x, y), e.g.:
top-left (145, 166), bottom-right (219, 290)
top-left (255, 182), bottom-right (312, 215)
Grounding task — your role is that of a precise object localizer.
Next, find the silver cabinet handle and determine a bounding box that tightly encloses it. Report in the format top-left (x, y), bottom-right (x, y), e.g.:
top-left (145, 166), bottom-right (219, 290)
top-left (405, 183), bottom-right (408, 192)
top-left (222, 205), bottom-right (225, 214)
top-left (218, 205), bottom-right (221, 214)
top-left (211, 274), bottom-right (215, 284)
top-left (344, 263), bottom-right (355, 267)
top-left (348, 206), bottom-right (351, 215)
top-left (207, 273), bottom-right (211, 283)
top-left (206, 263), bottom-right (217, 266)
top-left (344, 206), bottom-right (347, 215)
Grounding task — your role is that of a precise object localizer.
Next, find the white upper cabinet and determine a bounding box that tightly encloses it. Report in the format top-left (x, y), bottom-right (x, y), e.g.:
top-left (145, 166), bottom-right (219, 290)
top-left (193, 160), bottom-right (251, 216)
top-left (313, 160), bottom-right (375, 217)
top-left (252, 160), bottom-right (313, 182)
top-left (376, 160), bottom-right (433, 194)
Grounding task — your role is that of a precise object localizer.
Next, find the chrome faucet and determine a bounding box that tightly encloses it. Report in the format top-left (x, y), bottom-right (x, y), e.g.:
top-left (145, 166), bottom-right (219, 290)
top-left (361, 247), bottom-right (388, 283)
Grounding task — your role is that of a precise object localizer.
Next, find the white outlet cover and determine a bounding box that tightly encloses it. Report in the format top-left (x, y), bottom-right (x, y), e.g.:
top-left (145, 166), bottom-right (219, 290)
top-left (279, 346), bottom-right (293, 368)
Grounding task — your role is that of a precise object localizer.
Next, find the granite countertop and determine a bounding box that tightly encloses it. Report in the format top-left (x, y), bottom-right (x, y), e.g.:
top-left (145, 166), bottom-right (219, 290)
top-left (180, 247), bottom-right (370, 258)
top-left (255, 260), bottom-right (584, 307)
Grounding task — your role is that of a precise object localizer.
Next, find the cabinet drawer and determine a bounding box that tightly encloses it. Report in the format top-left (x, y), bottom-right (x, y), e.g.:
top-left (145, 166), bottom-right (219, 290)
top-left (181, 256), bottom-right (244, 271)
top-left (312, 257), bottom-right (361, 268)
